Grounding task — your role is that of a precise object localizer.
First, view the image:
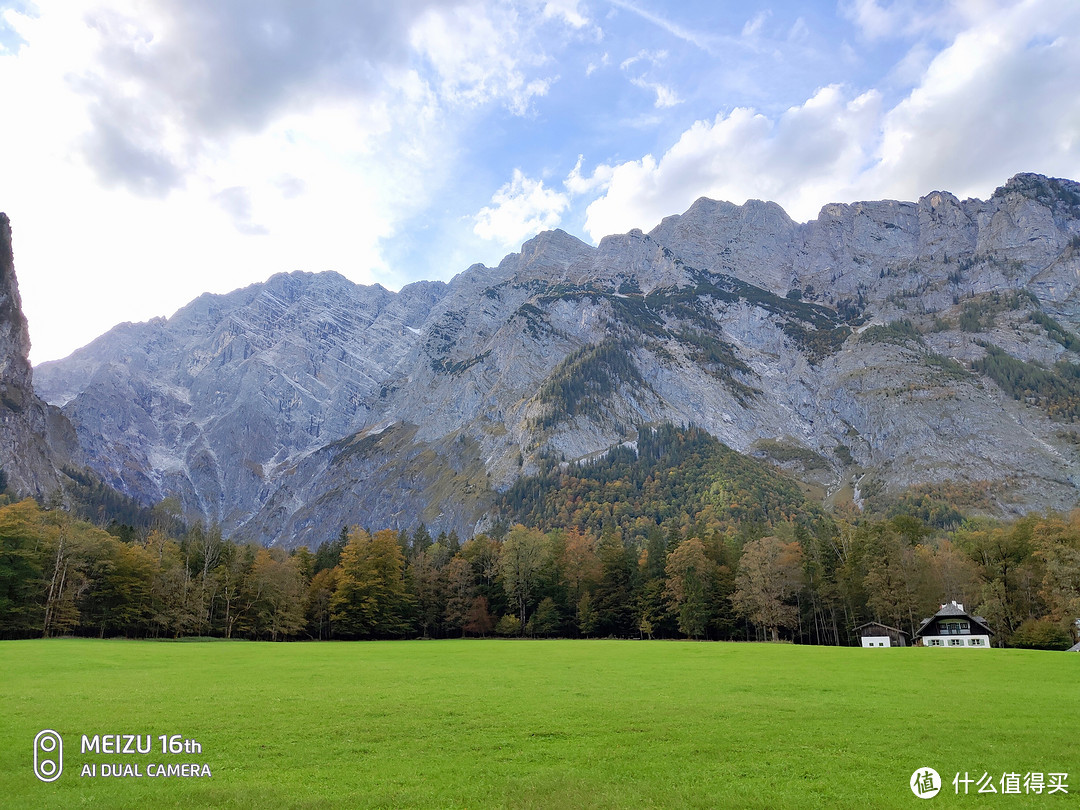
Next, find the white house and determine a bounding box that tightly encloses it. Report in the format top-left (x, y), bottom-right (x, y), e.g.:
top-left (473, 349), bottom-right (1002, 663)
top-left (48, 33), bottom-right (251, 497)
top-left (914, 601), bottom-right (993, 648)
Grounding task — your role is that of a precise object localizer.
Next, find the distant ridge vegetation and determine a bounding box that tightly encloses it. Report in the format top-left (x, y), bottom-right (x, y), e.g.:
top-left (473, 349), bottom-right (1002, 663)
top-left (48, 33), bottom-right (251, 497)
top-left (974, 342), bottom-right (1080, 422)
top-left (61, 466), bottom-right (182, 537)
top-left (500, 423), bottom-right (819, 539)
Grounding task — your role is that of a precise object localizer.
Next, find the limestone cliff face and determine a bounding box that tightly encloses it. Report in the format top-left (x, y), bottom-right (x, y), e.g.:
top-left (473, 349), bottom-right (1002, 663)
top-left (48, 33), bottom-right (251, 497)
top-left (35, 270), bottom-right (446, 524)
top-left (0, 214), bottom-right (75, 496)
top-left (0, 215), bottom-right (33, 405)
top-left (34, 175), bottom-right (1080, 546)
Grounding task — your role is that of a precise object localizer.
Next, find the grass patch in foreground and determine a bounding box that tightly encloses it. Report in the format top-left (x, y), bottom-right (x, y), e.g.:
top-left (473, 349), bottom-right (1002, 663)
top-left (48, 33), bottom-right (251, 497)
top-left (1, 639), bottom-right (1078, 808)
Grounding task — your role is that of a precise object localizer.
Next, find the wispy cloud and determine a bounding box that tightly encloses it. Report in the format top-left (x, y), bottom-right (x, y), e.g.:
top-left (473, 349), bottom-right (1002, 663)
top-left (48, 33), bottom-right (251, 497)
top-left (607, 0), bottom-right (717, 53)
top-left (620, 49), bottom-right (668, 71)
top-left (741, 10), bottom-right (771, 38)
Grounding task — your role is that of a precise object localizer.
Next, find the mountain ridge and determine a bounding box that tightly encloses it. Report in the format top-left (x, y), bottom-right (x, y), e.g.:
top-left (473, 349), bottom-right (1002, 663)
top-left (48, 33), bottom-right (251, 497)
top-left (33, 173), bottom-right (1080, 546)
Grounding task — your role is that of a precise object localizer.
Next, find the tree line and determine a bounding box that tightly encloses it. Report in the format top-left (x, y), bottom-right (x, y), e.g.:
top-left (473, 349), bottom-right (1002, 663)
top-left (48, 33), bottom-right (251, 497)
top-left (1, 495), bottom-right (1077, 648)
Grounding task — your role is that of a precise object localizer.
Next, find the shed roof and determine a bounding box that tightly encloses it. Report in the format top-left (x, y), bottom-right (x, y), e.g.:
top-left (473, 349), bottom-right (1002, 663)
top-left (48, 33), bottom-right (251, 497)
top-left (853, 621), bottom-right (909, 637)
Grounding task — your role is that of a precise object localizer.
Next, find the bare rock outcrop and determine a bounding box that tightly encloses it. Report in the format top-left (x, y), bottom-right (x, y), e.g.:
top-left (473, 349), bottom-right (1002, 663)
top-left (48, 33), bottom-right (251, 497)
top-left (0, 214), bottom-right (77, 497)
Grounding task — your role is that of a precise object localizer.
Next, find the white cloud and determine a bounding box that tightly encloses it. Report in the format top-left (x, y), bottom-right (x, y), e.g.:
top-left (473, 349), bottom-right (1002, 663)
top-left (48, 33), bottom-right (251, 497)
top-left (582, 86), bottom-right (881, 238)
top-left (863, 0), bottom-right (1080, 201)
top-left (839, 0), bottom-right (988, 42)
top-left (580, 0), bottom-right (1080, 240)
top-left (543, 0), bottom-right (589, 29)
top-left (410, 3), bottom-right (554, 116)
top-left (507, 77), bottom-right (554, 116)
top-left (0, 0), bottom-right (462, 359)
top-left (565, 156), bottom-right (615, 196)
top-left (61, 0), bottom-right (469, 196)
top-left (474, 170), bottom-right (570, 247)
top-left (0, 1), bottom-right (576, 362)
top-left (840, 0), bottom-right (899, 40)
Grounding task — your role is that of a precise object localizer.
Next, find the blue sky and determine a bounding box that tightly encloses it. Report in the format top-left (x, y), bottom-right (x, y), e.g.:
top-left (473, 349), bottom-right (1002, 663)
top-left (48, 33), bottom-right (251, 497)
top-left (2, 0), bottom-right (1079, 363)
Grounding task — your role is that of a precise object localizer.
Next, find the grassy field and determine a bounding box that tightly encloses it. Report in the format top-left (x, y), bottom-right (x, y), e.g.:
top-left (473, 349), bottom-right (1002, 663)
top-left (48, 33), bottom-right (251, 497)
top-left (1, 639), bottom-right (1078, 808)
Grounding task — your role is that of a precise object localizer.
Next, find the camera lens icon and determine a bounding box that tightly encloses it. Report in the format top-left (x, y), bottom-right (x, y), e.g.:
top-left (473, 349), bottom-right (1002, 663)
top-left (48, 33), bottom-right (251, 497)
top-left (33, 730), bottom-right (63, 782)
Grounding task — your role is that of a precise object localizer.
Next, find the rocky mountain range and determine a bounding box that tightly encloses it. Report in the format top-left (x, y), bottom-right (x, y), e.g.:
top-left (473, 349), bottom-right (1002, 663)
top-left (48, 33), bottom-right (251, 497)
top-left (29, 173), bottom-right (1080, 547)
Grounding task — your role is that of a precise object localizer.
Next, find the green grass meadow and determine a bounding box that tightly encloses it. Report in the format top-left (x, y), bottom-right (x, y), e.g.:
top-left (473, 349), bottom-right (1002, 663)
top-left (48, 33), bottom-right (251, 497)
top-left (2, 639), bottom-right (1078, 808)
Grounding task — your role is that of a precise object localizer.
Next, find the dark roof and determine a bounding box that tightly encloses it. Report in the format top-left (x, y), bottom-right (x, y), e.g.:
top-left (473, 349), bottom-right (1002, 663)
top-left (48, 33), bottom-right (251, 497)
top-left (965, 617), bottom-right (993, 636)
top-left (853, 621), bottom-right (909, 637)
top-left (935, 602), bottom-right (968, 617)
top-left (913, 602), bottom-right (994, 638)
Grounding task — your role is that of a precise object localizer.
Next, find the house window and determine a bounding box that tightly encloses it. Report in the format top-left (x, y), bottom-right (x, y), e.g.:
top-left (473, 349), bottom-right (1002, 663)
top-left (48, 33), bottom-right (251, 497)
top-left (969, 638), bottom-right (984, 646)
top-left (948, 638), bottom-right (965, 646)
top-left (928, 639), bottom-right (943, 646)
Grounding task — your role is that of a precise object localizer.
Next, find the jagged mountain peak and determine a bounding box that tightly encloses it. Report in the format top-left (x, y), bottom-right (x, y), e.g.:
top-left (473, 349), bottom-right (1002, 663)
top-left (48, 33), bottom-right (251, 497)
top-left (993, 172), bottom-right (1080, 204)
top-left (258, 268), bottom-right (369, 300)
top-left (917, 188), bottom-right (963, 210)
top-left (649, 194), bottom-right (799, 294)
top-left (656, 195), bottom-right (795, 232)
top-left (496, 228), bottom-right (595, 280)
top-left (519, 227), bottom-right (591, 255)
top-left (595, 226), bottom-right (653, 251)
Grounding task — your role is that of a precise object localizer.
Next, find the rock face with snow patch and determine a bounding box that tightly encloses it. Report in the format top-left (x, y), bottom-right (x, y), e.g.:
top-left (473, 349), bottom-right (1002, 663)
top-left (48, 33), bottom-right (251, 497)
top-left (34, 174), bottom-right (1080, 546)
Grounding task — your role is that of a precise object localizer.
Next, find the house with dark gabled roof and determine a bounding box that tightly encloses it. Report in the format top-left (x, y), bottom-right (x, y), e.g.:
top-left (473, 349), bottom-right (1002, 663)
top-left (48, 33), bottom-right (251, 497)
top-left (853, 621), bottom-right (909, 647)
top-left (914, 601), bottom-right (993, 648)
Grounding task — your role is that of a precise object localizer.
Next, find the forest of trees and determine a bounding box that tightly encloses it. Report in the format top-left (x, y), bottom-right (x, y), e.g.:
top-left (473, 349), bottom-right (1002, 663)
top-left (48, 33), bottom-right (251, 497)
top-left (0, 424), bottom-right (1076, 647)
top-left (1, 489), bottom-right (1078, 648)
